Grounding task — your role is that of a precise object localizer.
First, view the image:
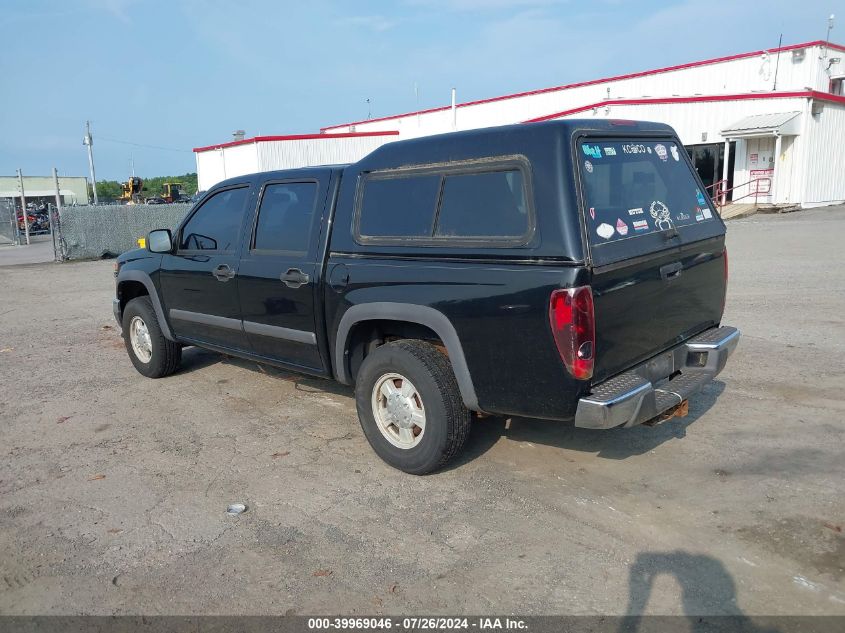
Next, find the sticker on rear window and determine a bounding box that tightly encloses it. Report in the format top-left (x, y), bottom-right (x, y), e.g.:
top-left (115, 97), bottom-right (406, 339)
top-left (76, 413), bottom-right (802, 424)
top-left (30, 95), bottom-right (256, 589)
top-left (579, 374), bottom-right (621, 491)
top-left (616, 219), bottom-right (629, 236)
top-left (584, 160), bottom-right (593, 173)
top-left (596, 223), bottom-right (614, 239)
top-left (649, 200), bottom-right (673, 230)
top-left (582, 144), bottom-right (603, 159)
top-left (655, 144), bottom-right (668, 162)
top-left (670, 145), bottom-right (680, 161)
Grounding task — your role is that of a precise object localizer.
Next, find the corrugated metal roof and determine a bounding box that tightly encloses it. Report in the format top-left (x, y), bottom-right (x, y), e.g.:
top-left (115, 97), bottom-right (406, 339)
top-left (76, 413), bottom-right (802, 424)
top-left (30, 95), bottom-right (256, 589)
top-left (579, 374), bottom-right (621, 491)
top-left (722, 111), bottom-right (801, 134)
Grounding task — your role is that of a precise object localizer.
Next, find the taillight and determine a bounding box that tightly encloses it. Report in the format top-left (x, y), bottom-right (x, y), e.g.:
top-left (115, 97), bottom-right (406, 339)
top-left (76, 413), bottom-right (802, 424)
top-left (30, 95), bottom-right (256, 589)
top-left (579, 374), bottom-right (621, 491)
top-left (549, 286), bottom-right (595, 380)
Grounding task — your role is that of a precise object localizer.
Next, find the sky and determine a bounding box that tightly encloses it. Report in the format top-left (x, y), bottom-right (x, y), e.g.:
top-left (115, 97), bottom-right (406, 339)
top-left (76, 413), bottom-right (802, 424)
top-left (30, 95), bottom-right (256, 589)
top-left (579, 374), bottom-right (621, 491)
top-left (0, 0), bottom-right (839, 182)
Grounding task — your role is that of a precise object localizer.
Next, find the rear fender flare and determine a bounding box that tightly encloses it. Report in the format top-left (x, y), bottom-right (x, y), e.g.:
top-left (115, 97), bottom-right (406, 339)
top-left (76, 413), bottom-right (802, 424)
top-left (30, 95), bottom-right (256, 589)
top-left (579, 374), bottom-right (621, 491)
top-left (334, 302), bottom-right (480, 411)
top-left (116, 270), bottom-right (175, 341)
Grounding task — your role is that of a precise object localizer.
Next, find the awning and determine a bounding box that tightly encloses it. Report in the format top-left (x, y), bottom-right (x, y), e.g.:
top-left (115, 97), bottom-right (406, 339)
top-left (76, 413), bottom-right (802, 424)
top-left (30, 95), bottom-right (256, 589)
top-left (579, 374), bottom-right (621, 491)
top-left (721, 111), bottom-right (802, 138)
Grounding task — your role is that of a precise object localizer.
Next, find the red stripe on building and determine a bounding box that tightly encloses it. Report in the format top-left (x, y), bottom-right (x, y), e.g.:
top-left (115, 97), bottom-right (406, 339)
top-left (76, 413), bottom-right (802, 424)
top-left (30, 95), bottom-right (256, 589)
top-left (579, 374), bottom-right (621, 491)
top-left (523, 91), bottom-right (845, 123)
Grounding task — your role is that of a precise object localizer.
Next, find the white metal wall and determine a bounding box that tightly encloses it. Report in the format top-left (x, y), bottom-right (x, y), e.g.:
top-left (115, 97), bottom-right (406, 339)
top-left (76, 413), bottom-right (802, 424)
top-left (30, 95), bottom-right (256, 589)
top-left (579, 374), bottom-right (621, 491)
top-left (802, 102), bottom-right (845, 205)
top-left (257, 136), bottom-right (391, 172)
top-left (325, 43), bottom-right (829, 137)
top-left (196, 136), bottom-right (394, 190)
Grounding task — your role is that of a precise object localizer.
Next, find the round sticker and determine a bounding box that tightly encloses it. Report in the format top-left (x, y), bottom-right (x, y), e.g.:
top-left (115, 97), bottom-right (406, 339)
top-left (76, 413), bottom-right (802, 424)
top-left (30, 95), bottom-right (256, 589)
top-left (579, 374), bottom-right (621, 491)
top-left (596, 223), bottom-right (614, 239)
top-left (584, 160), bottom-right (593, 173)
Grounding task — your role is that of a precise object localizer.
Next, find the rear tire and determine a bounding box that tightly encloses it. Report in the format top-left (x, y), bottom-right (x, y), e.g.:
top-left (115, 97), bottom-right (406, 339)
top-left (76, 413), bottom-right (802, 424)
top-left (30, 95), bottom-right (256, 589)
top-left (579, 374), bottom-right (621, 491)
top-left (355, 339), bottom-right (471, 474)
top-left (122, 296), bottom-right (181, 378)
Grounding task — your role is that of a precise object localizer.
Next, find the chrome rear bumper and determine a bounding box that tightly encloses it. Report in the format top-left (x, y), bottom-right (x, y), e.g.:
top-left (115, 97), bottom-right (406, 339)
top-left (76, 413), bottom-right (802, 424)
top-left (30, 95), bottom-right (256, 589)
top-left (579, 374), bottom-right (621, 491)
top-left (574, 326), bottom-right (740, 429)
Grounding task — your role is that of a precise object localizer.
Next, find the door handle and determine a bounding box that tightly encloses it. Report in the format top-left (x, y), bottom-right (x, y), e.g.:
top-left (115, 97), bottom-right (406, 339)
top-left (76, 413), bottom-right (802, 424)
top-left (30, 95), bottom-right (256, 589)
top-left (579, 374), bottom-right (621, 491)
top-left (280, 268), bottom-right (310, 288)
top-left (212, 264), bottom-right (236, 282)
top-left (659, 261), bottom-right (683, 280)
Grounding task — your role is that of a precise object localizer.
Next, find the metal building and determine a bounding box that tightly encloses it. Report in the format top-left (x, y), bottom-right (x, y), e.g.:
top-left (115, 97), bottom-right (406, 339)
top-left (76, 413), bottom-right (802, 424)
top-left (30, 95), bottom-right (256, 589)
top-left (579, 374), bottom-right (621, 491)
top-left (193, 132), bottom-right (398, 191)
top-left (0, 175), bottom-right (89, 207)
top-left (320, 40), bottom-right (845, 209)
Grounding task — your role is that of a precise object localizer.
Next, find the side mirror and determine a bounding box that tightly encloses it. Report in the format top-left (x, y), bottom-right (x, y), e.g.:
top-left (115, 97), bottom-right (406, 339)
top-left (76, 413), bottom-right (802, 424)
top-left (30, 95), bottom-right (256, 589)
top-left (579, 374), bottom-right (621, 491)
top-left (147, 229), bottom-right (173, 253)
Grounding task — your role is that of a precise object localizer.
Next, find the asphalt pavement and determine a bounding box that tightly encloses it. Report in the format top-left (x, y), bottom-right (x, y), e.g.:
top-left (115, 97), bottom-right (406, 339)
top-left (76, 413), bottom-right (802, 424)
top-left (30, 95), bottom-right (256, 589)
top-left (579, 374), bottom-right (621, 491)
top-left (0, 206), bottom-right (842, 615)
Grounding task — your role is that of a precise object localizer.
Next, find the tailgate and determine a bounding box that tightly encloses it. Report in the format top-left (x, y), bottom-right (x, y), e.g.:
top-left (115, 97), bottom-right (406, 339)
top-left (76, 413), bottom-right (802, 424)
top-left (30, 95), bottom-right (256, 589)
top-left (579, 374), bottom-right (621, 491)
top-left (577, 137), bottom-right (727, 383)
top-left (590, 238), bottom-right (726, 382)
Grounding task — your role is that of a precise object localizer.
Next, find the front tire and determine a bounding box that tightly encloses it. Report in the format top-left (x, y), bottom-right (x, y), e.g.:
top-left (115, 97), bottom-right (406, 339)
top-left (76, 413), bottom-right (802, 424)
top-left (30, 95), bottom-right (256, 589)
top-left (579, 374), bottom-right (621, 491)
top-left (122, 296), bottom-right (181, 378)
top-left (355, 340), bottom-right (471, 474)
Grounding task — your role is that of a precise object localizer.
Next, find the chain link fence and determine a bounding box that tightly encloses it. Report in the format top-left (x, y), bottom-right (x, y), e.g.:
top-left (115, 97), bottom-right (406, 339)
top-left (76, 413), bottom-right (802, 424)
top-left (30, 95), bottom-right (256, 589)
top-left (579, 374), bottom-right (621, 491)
top-left (0, 199), bottom-right (18, 245)
top-left (57, 204), bottom-right (192, 260)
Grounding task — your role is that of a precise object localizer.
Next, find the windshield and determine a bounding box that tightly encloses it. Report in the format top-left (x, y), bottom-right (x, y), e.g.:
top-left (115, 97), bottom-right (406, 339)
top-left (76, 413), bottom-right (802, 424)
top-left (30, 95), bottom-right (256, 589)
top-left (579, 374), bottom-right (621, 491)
top-left (579, 138), bottom-right (721, 264)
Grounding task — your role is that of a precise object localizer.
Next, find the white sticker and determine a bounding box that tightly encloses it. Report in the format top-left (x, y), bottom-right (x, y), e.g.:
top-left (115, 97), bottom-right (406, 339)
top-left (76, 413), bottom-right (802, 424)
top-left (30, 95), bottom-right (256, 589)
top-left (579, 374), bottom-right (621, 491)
top-left (627, 207), bottom-right (644, 216)
top-left (655, 144), bottom-right (668, 162)
top-left (584, 160), bottom-right (593, 173)
top-left (596, 223), bottom-right (614, 239)
top-left (616, 218), bottom-right (629, 236)
top-left (646, 146), bottom-right (653, 154)
top-left (603, 147), bottom-right (617, 156)
top-left (649, 200), bottom-right (673, 230)
top-left (633, 219), bottom-right (649, 231)
top-left (702, 208), bottom-right (713, 219)
top-left (670, 145), bottom-right (680, 161)
top-left (676, 212), bottom-right (690, 221)
top-left (589, 207), bottom-right (595, 220)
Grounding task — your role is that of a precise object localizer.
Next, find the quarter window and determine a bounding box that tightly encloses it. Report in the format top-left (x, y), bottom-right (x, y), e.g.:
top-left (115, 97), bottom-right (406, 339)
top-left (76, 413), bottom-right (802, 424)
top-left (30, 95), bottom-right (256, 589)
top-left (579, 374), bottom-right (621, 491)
top-left (180, 187), bottom-right (248, 251)
top-left (253, 182), bottom-right (318, 254)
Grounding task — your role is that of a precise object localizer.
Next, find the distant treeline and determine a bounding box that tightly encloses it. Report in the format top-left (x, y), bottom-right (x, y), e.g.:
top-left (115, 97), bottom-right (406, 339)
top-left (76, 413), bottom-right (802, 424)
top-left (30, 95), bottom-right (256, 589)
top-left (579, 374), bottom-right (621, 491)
top-left (94, 173), bottom-right (199, 201)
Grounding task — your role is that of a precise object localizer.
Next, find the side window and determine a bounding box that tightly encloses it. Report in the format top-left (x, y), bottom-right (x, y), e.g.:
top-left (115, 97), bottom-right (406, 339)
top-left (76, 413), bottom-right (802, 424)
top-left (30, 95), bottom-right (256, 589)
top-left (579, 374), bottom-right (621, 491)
top-left (253, 182), bottom-right (318, 254)
top-left (435, 170), bottom-right (528, 237)
top-left (358, 174), bottom-right (440, 238)
top-left (180, 187), bottom-right (248, 252)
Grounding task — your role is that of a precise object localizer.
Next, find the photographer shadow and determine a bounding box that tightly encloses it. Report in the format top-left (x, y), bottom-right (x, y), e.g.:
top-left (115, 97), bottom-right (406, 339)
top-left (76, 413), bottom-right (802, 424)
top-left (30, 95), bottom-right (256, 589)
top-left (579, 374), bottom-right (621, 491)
top-left (618, 551), bottom-right (780, 633)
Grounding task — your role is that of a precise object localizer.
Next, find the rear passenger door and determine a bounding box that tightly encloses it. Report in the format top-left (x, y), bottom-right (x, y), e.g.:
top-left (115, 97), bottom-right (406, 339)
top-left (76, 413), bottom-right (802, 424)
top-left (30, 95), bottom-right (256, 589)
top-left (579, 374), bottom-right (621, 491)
top-left (237, 177), bottom-right (329, 373)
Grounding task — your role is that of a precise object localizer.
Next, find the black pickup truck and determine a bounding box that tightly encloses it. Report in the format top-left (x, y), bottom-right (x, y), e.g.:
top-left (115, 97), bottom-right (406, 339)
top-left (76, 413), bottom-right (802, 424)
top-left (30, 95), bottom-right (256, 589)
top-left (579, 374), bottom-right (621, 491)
top-left (113, 119), bottom-right (739, 474)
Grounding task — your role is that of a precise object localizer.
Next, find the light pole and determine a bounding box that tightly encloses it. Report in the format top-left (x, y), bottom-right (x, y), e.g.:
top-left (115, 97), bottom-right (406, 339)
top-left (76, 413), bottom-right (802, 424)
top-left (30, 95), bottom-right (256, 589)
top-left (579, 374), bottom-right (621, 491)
top-left (83, 120), bottom-right (98, 205)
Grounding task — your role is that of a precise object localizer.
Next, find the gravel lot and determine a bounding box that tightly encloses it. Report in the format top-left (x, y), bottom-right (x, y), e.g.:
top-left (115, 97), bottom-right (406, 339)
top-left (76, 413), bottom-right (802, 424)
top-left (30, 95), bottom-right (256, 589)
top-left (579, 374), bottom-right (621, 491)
top-left (0, 207), bottom-right (843, 616)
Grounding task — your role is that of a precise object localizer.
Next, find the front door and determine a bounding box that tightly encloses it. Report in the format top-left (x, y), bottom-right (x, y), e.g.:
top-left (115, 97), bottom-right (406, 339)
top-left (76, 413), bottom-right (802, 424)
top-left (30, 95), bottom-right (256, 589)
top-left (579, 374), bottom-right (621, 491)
top-left (159, 184), bottom-right (252, 351)
top-left (237, 178), bottom-right (328, 373)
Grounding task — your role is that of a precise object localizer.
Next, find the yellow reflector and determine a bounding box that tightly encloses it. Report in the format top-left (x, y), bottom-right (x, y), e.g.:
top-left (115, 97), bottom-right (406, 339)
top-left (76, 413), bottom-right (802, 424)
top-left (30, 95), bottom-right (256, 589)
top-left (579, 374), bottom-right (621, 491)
top-left (137, 237), bottom-right (146, 248)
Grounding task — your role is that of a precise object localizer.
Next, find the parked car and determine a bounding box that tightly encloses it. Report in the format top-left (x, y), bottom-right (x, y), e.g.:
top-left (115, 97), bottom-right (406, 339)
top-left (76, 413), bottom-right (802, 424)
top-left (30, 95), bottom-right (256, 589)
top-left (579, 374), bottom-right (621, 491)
top-left (112, 120), bottom-right (739, 474)
top-left (145, 197), bottom-right (166, 205)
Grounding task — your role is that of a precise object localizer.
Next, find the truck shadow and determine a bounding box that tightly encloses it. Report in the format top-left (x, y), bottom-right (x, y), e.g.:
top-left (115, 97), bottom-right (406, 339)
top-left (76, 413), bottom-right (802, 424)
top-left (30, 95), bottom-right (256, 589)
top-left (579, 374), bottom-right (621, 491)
top-left (617, 550), bottom-right (780, 632)
top-left (455, 381), bottom-right (726, 465)
top-left (179, 346), bottom-right (725, 463)
top-left (177, 347), bottom-right (355, 398)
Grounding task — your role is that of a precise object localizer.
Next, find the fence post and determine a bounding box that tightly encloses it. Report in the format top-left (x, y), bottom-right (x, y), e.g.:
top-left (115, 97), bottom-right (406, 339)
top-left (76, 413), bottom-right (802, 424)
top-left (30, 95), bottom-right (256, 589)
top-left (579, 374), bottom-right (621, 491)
top-left (51, 168), bottom-right (62, 262)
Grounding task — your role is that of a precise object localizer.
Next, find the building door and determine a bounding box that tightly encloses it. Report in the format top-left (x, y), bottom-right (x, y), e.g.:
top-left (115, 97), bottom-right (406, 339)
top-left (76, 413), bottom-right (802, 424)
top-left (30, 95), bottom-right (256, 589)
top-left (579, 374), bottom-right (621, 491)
top-left (746, 138), bottom-right (775, 203)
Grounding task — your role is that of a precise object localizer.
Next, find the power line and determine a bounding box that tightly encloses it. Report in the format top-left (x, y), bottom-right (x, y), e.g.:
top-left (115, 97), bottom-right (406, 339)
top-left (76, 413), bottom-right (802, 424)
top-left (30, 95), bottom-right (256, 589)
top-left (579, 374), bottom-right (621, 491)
top-left (97, 136), bottom-right (192, 153)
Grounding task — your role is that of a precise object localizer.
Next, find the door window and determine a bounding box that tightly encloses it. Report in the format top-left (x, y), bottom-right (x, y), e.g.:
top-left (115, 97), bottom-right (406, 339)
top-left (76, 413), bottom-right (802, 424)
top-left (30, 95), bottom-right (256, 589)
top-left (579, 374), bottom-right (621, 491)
top-left (253, 182), bottom-right (319, 254)
top-left (179, 186), bottom-right (249, 252)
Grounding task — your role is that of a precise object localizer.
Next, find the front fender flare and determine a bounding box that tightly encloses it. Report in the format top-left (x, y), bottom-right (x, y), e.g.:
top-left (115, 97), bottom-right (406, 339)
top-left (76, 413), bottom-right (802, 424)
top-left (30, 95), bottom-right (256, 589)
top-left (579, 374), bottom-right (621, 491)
top-left (334, 302), bottom-right (480, 411)
top-left (116, 270), bottom-right (175, 341)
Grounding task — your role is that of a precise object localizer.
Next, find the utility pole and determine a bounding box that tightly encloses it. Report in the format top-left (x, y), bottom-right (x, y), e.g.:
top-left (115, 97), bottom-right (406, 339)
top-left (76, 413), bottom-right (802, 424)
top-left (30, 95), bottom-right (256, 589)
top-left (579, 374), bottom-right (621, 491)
top-left (52, 167), bottom-right (63, 261)
top-left (16, 169), bottom-right (30, 245)
top-left (83, 120), bottom-right (98, 204)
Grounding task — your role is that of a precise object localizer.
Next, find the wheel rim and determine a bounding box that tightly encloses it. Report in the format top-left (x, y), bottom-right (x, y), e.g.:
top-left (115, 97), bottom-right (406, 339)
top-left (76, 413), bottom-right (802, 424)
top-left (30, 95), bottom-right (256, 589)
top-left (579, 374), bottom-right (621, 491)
top-left (371, 372), bottom-right (426, 450)
top-left (129, 315), bottom-right (153, 363)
